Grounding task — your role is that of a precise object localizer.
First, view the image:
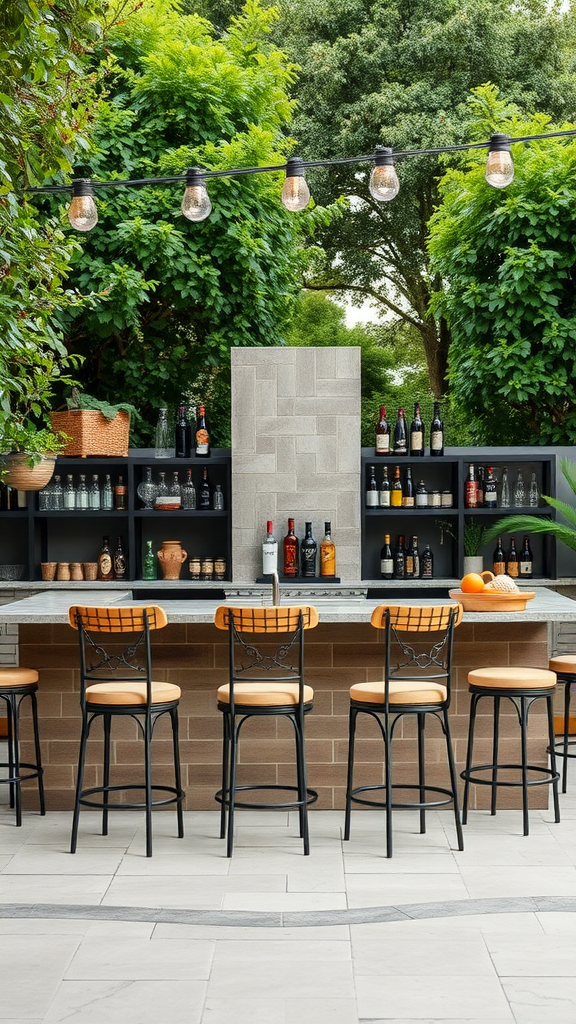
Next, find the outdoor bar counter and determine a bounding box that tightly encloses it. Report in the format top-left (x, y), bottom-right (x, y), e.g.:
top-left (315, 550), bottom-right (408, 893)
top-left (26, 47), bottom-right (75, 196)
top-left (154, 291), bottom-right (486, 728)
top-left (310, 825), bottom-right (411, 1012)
top-left (1, 584), bottom-right (574, 812)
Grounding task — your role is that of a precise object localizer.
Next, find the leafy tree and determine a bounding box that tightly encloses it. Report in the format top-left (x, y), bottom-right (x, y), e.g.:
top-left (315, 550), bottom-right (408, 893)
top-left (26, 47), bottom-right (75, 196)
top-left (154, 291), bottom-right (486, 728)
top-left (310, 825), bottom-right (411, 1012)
top-left (272, 0), bottom-right (576, 397)
top-left (428, 86), bottom-right (576, 446)
top-left (58, 0), bottom-right (328, 444)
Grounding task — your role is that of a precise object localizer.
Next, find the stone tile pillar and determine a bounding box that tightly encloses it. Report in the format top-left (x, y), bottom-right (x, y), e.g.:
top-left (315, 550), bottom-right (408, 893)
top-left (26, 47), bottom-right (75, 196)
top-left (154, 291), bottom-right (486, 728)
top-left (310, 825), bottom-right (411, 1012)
top-left (231, 347), bottom-right (361, 582)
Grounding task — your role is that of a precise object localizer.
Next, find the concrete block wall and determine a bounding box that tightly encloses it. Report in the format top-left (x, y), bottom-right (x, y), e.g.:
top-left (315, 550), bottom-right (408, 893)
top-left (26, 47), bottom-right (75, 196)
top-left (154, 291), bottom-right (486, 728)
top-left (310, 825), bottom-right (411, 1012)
top-left (231, 347), bottom-right (361, 582)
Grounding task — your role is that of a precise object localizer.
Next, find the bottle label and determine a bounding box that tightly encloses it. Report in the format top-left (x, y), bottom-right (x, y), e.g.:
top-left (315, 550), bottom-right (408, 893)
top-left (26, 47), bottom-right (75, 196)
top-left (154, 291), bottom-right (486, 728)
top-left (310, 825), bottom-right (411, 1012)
top-left (402, 496), bottom-right (415, 507)
top-left (301, 549), bottom-right (316, 577)
top-left (415, 493), bottom-right (429, 507)
top-left (381, 558), bottom-right (393, 575)
top-left (262, 541), bottom-right (277, 575)
top-left (464, 482), bottom-right (477, 507)
top-left (366, 491), bottom-right (378, 507)
top-left (507, 562), bottom-right (519, 578)
top-left (375, 436), bottom-right (390, 454)
top-left (379, 491), bottom-right (391, 507)
top-left (391, 491), bottom-right (402, 507)
top-left (421, 559), bottom-right (433, 578)
top-left (520, 561), bottom-right (532, 575)
top-left (431, 430), bottom-right (443, 451)
top-left (410, 431), bottom-right (423, 451)
top-left (320, 547), bottom-right (335, 576)
top-left (196, 429), bottom-right (209, 454)
top-left (99, 554), bottom-right (112, 577)
top-left (493, 560), bottom-right (506, 575)
top-left (114, 557), bottom-right (126, 578)
top-left (394, 440), bottom-right (407, 454)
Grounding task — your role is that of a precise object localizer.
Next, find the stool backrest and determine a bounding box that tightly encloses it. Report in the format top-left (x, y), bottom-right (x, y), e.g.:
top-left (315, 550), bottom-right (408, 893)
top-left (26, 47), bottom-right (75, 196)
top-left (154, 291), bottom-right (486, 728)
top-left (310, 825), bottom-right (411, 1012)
top-left (370, 604), bottom-right (462, 706)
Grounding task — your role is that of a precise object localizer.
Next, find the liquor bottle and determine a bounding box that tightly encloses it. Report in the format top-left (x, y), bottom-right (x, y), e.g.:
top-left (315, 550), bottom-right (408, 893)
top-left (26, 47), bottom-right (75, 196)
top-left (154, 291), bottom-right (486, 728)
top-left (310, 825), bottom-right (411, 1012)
top-left (430, 401), bottom-right (444, 456)
top-left (97, 536), bottom-right (114, 580)
top-left (154, 407), bottom-right (171, 458)
top-left (492, 537), bottom-right (506, 575)
top-left (476, 466), bottom-right (485, 507)
top-left (500, 467), bottom-right (510, 508)
top-left (380, 533), bottom-right (393, 579)
top-left (113, 535), bottom-right (127, 580)
top-left (529, 472), bottom-right (539, 507)
top-left (410, 535), bottom-right (420, 578)
top-left (506, 537), bottom-right (519, 578)
top-left (393, 534), bottom-right (405, 579)
top-left (420, 544), bottom-right (434, 578)
top-left (195, 405), bottom-right (210, 457)
top-left (64, 474), bottom-right (76, 510)
top-left (262, 520), bottom-right (278, 576)
top-left (52, 475), bottom-right (64, 510)
top-left (520, 536), bottom-right (533, 579)
top-left (198, 466), bottom-right (211, 509)
top-left (185, 402), bottom-right (195, 458)
top-left (102, 474), bottom-right (113, 510)
top-left (76, 474), bottom-right (89, 510)
top-left (88, 474), bottom-right (100, 510)
top-left (484, 467), bottom-right (497, 509)
top-left (391, 465), bottom-right (403, 507)
top-left (181, 469), bottom-right (196, 509)
top-left (513, 470), bottom-right (526, 507)
top-left (409, 402), bottom-right (424, 456)
top-left (379, 466), bottom-right (391, 507)
top-left (283, 518), bottom-right (299, 577)
top-left (142, 540), bottom-right (157, 580)
top-left (404, 536), bottom-right (416, 579)
top-left (212, 483), bottom-right (225, 510)
top-left (402, 466), bottom-right (414, 507)
top-left (392, 407), bottom-right (407, 456)
top-left (366, 465), bottom-right (378, 507)
top-left (415, 480), bottom-right (428, 507)
top-left (301, 521), bottom-right (317, 578)
top-left (320, 521), bottom-right (336, 577)
top-left (464, 464), bottom-right (478, 508)
top-left (175, 403), bottom-right (189, 458)
top-left (375, 406), bottom-right (390, 455)
top-left (114, 475), bottom-right (127, 510)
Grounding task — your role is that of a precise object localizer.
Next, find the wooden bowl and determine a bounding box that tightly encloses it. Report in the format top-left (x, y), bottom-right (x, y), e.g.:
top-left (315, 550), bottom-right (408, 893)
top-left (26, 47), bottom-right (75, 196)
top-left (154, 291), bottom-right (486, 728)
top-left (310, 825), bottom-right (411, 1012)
top-left (448, 589), bottom-right (536, 612)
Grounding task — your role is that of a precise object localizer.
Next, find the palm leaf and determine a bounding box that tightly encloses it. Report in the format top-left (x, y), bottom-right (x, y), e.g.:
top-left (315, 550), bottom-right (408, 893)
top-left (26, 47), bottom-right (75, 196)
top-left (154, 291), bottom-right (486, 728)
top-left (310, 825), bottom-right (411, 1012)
top-left (541, 494), bottom-right (576, 531)
top-left (559, 458), bottom-right (576, 499)
top-left (483, 515), bottom-right (576, 552)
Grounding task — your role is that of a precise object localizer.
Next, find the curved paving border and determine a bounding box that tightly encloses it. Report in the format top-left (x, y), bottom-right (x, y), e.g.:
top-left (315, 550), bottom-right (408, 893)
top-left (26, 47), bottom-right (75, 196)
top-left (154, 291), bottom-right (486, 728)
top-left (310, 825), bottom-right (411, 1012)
top-left (0, 896), bottom-right (574, 928)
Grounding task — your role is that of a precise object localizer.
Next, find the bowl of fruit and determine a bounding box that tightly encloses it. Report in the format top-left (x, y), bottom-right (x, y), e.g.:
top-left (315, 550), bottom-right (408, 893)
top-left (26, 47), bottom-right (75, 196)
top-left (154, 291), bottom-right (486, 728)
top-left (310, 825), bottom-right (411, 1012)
top-left (449, 571), bottom-right (536, 612)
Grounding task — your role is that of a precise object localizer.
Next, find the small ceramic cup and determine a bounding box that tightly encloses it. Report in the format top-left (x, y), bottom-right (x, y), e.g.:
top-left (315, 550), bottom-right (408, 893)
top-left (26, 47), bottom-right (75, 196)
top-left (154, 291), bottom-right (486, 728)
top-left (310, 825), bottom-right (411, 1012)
top-left (41, 562), bottom-right (57, 581)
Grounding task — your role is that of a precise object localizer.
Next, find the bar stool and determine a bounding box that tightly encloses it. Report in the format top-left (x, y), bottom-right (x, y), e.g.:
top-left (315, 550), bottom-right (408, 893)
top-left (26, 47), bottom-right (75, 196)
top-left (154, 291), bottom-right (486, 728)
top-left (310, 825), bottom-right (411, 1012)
top-left (461, 667), bottom-right (560, 835)
top-left (68, 605), bottom-right (185, 857)
top-left (214, 605), bottom-right (319, 856)
top-left (344, 604), bottom-right (464, 858)
top-left (0, 667), bottom-right (45, 825)
top-left (548, 655), bottom-right (576, 792)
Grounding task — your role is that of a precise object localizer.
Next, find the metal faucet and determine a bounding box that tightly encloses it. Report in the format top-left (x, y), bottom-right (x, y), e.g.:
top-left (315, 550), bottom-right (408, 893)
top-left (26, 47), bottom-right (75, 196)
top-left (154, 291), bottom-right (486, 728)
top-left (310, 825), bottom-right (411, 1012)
top-left (271, 571), bottom-right (281, 606)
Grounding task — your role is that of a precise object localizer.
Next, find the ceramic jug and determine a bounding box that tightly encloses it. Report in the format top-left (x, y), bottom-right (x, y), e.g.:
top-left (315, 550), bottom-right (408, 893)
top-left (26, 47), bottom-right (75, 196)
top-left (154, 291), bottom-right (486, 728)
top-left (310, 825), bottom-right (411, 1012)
top-left (157, 540), bottom-right (187, 580)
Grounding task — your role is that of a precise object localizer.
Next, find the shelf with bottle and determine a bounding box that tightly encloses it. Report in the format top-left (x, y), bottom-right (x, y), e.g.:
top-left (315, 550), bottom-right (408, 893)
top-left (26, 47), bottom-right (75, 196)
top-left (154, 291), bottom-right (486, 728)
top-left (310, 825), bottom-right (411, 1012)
top-left (462, 462), bottom-right (547, 513)
top-left (364, 458), bottom-right (459, 512)
top-left (374, 401), bottom-right (445, 458)
top-left (257, 518), bottom-right (341, 583)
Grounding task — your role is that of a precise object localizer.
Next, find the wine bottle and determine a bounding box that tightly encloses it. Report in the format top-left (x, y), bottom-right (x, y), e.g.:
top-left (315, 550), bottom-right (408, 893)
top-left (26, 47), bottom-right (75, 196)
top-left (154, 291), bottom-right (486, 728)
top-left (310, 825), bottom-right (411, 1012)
top-left (476, 466), bottom-right (485, 507)
top-left (320, 521), bottom-right (336, 577)
top-left (520, 536), bottom-right (533, 579)
top-left (283, 518), bottom-right (299, 577)
top-left (420, 544), bottom-right (434, 578)
top-left (409, 402), bottom-right (424, 456)
top-left (195, 405), bottom-right (210, 457)
top-left (379, 466), bottom-right (391, 507)
top-left (392, 407), bottom-right (407, 455)
top-left (199, 466), bottom-right (211, 509)
top-left (366, 465), bottom-right (378, 507)
top-left (380, 533), bottom-right (393, 579)
top-left (98, 536), bottom-right (114, 581)
top-left (262, 520), bottom-right (278, 576)
top-left (375, 406), bottom-right (390, 455)
top-left (175, 403), bottom-right (189, 458)
top-left (464, 464), bottom-right (477, 509)
top-left (391, 465), bottom-right (403, 507)
top-left (402, 466), bottom-right (414, 507)
top-left (492, 537), bottom-right (505, 575)
top-left (430, 401), bottom-right (444, 456)
top-left (404, 535), bottom-right (416, 579)
top-left (301, 521), bottom-right (317, 578)
top-left (484, 467), bottom-right (497, 509)
top-left (507, 537), bottom-right (519, 578)
top-left (393, 534), bottom-right (405, 579)
top-left (113, 535), bottom-right (127, 580)
top-left (114, 475), bottom-right (127, 510)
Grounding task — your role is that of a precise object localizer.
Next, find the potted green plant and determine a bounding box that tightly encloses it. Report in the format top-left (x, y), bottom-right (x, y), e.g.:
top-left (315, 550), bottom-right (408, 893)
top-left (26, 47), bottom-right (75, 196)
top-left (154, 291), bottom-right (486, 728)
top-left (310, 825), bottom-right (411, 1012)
top-left (437, 516), bottom-right (486, 575)
top-left (484, 458), bottom-right (576, 554)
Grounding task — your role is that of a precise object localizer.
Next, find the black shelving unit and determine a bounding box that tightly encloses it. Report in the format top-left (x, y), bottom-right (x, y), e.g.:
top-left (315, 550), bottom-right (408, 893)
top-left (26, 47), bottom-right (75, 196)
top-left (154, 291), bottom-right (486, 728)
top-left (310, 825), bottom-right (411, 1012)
top-left (1, 448), bottom-right (232, 582)
top-left (361, 447), bottom-right (557, 581)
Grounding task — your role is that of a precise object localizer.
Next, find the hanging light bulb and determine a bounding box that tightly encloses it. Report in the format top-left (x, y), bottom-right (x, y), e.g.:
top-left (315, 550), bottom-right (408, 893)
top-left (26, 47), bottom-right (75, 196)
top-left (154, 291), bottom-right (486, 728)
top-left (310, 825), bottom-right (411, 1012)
top-left (485, 134), bottom-right (514, 188)
top-left (281, 157), bottom-right (311, 212)
top-left (369, 147), bottom-right (400, 202)
top-left (67, 179), bottom-right (98, 232)
top-left (181, 167), bottom-right (212, 222)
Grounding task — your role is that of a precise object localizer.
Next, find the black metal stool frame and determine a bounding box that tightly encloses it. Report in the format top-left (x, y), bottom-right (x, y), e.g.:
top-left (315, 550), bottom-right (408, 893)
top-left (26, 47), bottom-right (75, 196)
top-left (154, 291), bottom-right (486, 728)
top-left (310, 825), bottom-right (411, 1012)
top-left (69, 606), bottom-right (185, 857)
top-left (550, 672), bottom-right (576, 793)
top-left (461, 683), bottom-right (560, 835)
top-left (344, 604), bottom-right (464, 858)
top-left (215, 606), bottom-right (318, 857)
top-left (0, 682), bottom-right (45, 826)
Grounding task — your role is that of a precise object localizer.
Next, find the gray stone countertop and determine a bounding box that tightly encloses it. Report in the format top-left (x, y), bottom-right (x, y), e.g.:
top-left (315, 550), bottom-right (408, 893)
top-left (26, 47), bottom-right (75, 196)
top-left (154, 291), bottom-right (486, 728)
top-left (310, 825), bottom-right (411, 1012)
top-left (0, 586), bottom-right (575, 625)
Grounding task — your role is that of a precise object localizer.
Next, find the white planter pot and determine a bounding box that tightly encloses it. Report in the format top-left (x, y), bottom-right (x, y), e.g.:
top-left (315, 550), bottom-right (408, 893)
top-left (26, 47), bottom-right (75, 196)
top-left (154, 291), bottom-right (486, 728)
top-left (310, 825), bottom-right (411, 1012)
top-left (463, 555), bottom-right (484, 575)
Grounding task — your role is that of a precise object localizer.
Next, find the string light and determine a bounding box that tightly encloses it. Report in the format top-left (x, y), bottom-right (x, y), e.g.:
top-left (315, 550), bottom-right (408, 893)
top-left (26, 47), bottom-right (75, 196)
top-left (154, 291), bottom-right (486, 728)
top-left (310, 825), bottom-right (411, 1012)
top-left (24, 126), bottom-right (576, 231)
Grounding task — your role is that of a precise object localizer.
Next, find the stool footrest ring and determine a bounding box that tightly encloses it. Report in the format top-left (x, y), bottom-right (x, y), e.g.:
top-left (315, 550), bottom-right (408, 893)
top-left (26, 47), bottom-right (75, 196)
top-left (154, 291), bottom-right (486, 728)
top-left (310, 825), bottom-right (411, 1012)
top-left (0, 761), bottom-right (43, 784)
top-left (78, 783), bottom-right (185, 811)
top-left (461, 763), bottom-right (559, 788)
top-left (548, 740), bottom-right (576, 760)
top-left (348, 782), bottom-right (456, 811)
top-left (215, 782), bottom-right (318, 812)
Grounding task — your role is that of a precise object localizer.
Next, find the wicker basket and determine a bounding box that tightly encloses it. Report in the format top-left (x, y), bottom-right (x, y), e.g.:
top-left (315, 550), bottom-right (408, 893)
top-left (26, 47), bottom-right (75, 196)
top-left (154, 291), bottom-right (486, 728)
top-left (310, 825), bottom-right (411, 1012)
top-left (0, 453), bottom-right (56, 490)
top-left (50, 410), bottom-right (130, 457)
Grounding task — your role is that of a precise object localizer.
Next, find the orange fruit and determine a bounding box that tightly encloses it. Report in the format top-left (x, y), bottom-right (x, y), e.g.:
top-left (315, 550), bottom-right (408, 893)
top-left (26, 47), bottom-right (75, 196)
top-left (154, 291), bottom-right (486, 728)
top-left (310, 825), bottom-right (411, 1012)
top-left (460, 572), bottom-right (486, 593)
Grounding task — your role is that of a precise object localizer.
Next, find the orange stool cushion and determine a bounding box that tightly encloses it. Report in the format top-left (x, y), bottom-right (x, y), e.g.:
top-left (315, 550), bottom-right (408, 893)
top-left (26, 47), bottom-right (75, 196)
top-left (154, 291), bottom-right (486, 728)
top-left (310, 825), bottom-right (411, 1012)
top-left (350, 679), bottom-right (447, 705)
top-left (549, 655), bottom-right (576, 675)
top-left (217, 682), bottom-right (314, 707)
top-left (468, 667), bottom-right (556, 690)
top-left (86, 681), bottom-right (181, 705)
top-left (0, 667), bottom-right (39, 687)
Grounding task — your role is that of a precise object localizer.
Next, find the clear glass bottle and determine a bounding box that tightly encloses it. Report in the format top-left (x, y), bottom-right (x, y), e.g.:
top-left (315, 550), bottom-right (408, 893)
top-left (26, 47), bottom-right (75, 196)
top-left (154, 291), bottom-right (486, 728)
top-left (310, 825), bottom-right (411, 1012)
top-left (88, 474), bottom-right (100, 510)
top-left (212, 483), bottom-right (224, 510)
top-left (42, 478), bottom-right (56, 511)
top-left (168, 470), bottom-right (181, 497)
top-left (102, 474), bottom-right (113, 510)
top-left (137, 466), bottom-right (157, 509)
top-left (63, 474), bottom-right (76, 510)
top-left (180, 469), bottom-right (197, 509)
top-left (52, 474), bottom-right (64, 511)
top-left (76, 474), bottom-right (89, 510)
top-left (156, 471), bottom-right (168, 498)
top-left (513, 470), bottom-right (526, 507)
top-left (38, 483), bottom-right (49, 511)
top-left (142, 540), bottom-right (157, 580)
top-left (499, 467), bottom-right (510, 508)
top-left (155, 406), bottom-right (171, 458)
top-left (529, 472), bottom-right (539, 507)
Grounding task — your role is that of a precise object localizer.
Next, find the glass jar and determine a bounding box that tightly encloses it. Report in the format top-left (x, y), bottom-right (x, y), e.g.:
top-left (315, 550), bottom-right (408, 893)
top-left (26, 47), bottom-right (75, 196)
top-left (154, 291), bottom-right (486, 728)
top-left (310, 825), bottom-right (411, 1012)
top-left (214, 557), bottom-right (226, 580)
top-left (430, 490), bottom-right (441, 507)
top-left (154, 407), bottom-right (171, 458)
top-left (441, 490), bottom-right (453, 507)
top-left (137, 466), bottom-right (157, 509)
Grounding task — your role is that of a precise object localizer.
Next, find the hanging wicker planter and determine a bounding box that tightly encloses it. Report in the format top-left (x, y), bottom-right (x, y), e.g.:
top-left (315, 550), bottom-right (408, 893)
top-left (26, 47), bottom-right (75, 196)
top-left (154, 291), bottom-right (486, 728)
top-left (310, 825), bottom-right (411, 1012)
top-left (0, 452), bottom-right (56, 490)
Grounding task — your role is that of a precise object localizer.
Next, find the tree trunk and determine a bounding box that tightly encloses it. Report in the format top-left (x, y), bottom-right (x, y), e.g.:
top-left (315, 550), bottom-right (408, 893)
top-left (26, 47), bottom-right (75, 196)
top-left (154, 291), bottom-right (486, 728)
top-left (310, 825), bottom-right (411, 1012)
top-left (419, 316), bottom-right (450, 398)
